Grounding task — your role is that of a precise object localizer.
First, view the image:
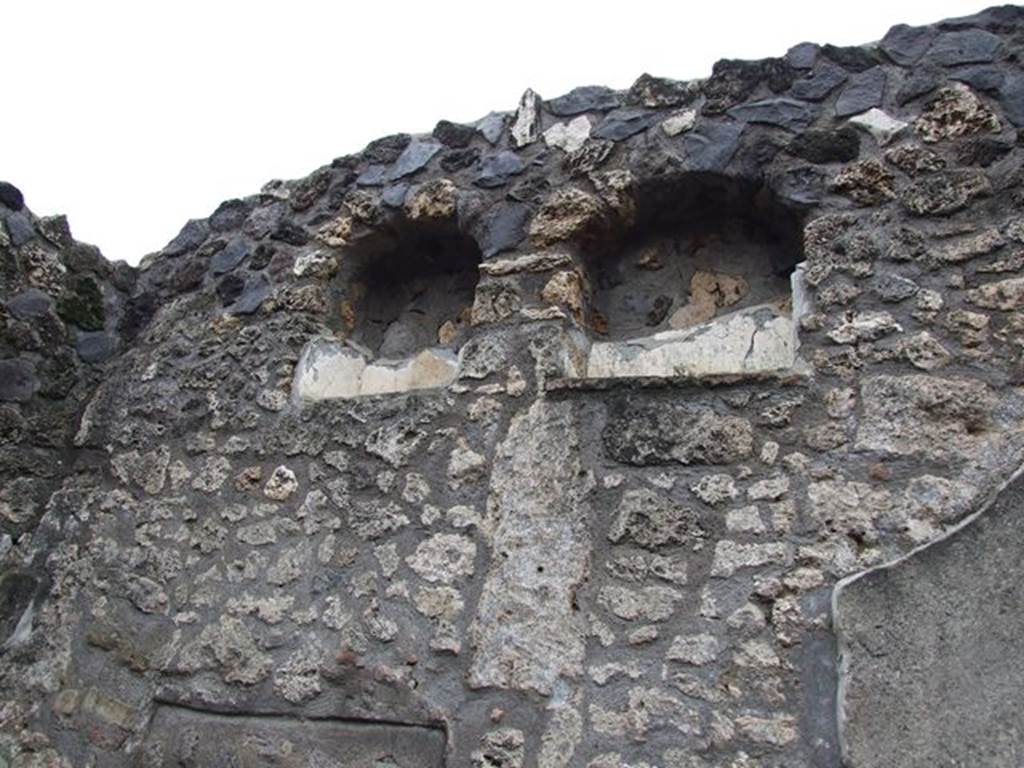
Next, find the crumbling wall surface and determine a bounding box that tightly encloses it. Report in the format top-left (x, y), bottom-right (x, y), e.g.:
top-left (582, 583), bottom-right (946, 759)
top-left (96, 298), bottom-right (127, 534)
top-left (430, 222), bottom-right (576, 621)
top-left (4, 4), bottom-right (1024, 766)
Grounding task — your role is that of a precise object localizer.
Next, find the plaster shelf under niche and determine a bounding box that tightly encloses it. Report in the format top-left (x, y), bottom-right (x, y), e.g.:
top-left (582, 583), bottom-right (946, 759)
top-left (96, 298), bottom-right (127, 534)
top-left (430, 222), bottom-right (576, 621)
top-left (292, 338), bottom-right (459, 401)
top-left (568, 263), bottom-right (811, 382)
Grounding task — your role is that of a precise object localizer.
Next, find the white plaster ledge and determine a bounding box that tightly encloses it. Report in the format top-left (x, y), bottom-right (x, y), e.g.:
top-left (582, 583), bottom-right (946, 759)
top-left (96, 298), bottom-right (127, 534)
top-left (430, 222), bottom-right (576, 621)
top-left (293, 338), bottom-right (459, 402)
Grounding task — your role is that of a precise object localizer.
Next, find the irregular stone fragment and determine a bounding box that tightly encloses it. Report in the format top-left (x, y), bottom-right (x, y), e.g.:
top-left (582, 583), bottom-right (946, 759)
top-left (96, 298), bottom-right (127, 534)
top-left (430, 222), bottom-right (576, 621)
top-left (598, 585), bottom-right (682, 622)
top-left (734, 713), bottom-right (798, 746)
top-left (855, 375), bottom-right (994, 461)
top-left (660, 109), bottom-right (697, 136)
top-left (629, 73), bottom-right (698, 108)
top-left (901, 169), bottom-right (990, 216)
top-left (711, 540), bottom-right (790, 577)
top-left (848, 108), bottom-right (907, 145)
top-left (547, 85), bottom-right (620, 116)
top-left (835, 67), bottom-right (887, 117)
top-left (604, 401), bottom-right (753, 466)
top-left (827, 311), bottom-right (902, 344)
top-left (608, 488), bottom-right (704, 551)
top-left (263, 465), bottom-right (298, 500)
top-left (475, 151), bottom-right (526, 188)
top-left (468, 400), bottom-right (590, 695)
top-left (406, 533), bottom-right (476, 584)
top-left (543, 116), bottom-right (592, 154)
top-left (728, 97), bottom-right (818, 130)
top-left (666, 633), bottom-right (720, 665)
top-left (529, 188), bottom-right (606, 247)
top-left (915, 84), bottom-right (1001, 143)
top-left (405, 178), bottom-right (458, 220)
top-left (690, 474), bottom-right (738, 507)
top-left (386, 137), bottom-right (442, 181)
top-left (880, 23), bottom-right (938, 65)
top-left (966, 276), bottom-right (1024, 310)
top-left (790, 60), bottom-right (848, 100)
top-left (592, 108), bottom-right (654, 141)
top-left (829, 159), bottom-right (896, 205)
top-left (472, 728), bottom-right (525, 768)
top-left (511, 88), bottom-right (541, 148)
top-left (787, 125), bottom-right (860, 163)
top-left (927, 29), bottom-right (1002, 66)
top-left (884, 143), bottom-right (946, 176)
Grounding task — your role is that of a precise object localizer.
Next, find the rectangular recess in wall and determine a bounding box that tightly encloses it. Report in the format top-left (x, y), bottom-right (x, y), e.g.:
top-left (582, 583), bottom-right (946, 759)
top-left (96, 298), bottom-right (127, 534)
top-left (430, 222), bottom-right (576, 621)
top-left (142, 702), bottom-right (446, 767)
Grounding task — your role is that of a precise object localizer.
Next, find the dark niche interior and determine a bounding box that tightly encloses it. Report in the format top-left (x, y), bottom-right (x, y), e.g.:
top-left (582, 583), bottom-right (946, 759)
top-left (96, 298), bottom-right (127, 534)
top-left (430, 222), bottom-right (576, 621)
top-left (346, 228), bottom-right (482, 360)
top-left (584, 173), bottom-right (805, 342)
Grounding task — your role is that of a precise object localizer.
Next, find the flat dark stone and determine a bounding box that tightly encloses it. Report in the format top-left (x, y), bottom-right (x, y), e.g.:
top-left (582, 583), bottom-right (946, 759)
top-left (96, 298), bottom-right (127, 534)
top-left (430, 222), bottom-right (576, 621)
top-left (627, 73), bottom-right (696, 107)
top-left (210, 238), bottom-right (250, 274)
top-left (386, 138), bottom-right (442, 181)
top-left (880, 23), bottom-right (939, 66)
top-left (363, 133), bottom-right (411, 164)
top-left (546, 85), bottom-right (620, 116)
top-left (209, 198), bottom-right (252, 232)
top-left (999, 74), bottom-right (1024, 126)
top-left (474, 151), bottom-right (526, 189)
top-left (382, 184), bottom-right (409, 208)
top-left (440, 147), bottom-right (481, 173)
top-left (785, 42), bottom-right (819, 69)
top-left (432, 120), bottom-right (477, 148)
top-left (822, 44), bottom-right (882, 72)
top-left (0, 359), bottom-right (38, 402)
top-left (7, 289), bottom-right (53, 319)
top-left (790, 60), bottom-right (848, 100)
top-left (928, 29), bottom-right (1003, 66)
top-left (896, 68), bottom-right (941, 105)
top-left (956, 137), bottom-right (1013, 167)
top-left (772, 165), bottom-right (826, 206)
top-left (4, 213), bottom-right (36, 247)
top-left (681, 121), bottom-right (745, 172)
top-left (229, 274), bottom-right (272, 315)
top-left (951, 65), bottom-right (1006, 92)
top-left (592, 108), bottom-right (654, 141)
top-left (474, 112), bottom-right (507, 145)
top-left (75, 331), bottom-right (116, 364)
top-left (727, 97), bottom-right (819, 131)
top-left (870, 274), bottom-right (919, 302)
top-left (270, 221), bottom-right (309, 246)
top-left (702, 59), bottom-right (768, 114)
top-left (0, 181), bottom-right (24, 211)
top-left (477, 202), bottom-right (529, 257)
top-left (356, 164), bottom-right (389, 187)
top-left (787, 125), bottom-right (860, 163)
top-left (163, 219), bottom-right (208, 257)
top-left (835, 67), bottom-right (887, 117)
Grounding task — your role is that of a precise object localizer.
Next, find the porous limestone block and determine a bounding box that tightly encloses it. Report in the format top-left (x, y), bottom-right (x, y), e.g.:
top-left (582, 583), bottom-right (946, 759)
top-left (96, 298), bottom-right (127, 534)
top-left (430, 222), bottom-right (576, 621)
top-left (292, 339), bottom-right (366, 401)
top-left (585, 305), bottom-right (797, 379)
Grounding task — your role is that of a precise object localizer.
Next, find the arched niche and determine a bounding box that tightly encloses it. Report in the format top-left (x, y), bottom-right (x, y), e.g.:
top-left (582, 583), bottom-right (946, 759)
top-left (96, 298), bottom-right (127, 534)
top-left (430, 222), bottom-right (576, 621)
top-left (579, 172), bottom-right (808, 380)
top-left (294, 220), bottom-right (483, 401)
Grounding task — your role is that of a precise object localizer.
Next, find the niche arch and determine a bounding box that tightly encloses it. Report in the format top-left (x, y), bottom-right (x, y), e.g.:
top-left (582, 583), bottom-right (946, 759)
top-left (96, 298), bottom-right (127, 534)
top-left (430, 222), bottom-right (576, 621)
top-left (294, 214), bottom-right (484, 401)
top-left (578, 172), bottom-right (808, 380)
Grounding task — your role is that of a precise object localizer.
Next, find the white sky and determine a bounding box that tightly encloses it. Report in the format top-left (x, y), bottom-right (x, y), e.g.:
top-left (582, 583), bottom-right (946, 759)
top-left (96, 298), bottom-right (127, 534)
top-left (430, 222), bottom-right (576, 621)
top-left (5, 0), bottom-right (988, 265)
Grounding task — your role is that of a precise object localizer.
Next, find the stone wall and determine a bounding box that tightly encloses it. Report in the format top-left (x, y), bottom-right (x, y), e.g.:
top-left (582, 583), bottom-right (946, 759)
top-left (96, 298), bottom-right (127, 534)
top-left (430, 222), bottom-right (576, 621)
top-left (3, 5), bottom-right (1024, 766)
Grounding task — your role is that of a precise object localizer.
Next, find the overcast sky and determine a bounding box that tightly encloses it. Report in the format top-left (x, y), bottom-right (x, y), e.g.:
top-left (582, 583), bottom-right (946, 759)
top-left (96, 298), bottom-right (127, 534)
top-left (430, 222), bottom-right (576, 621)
top-left (5, 1), bottom-right (987, 265)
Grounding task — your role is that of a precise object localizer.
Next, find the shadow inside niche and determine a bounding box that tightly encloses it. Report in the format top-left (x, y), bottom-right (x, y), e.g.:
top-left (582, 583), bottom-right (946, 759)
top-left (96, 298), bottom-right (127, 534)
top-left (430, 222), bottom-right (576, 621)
top-left (584, 172), bottom-right (805, 342)
top-left (349, 229), bottom-right (482, 360)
